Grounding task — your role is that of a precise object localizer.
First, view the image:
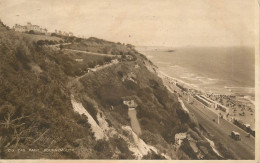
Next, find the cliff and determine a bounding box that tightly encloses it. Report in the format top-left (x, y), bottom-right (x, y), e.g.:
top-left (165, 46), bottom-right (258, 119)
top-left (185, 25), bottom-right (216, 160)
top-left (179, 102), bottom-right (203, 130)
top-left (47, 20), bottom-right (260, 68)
top-left (0, 21), bottom-right (225, 159)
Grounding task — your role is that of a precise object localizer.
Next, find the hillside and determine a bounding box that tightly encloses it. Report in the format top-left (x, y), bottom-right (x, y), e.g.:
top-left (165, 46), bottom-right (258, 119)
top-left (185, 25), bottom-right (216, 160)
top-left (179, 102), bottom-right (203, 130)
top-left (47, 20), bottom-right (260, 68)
top-left (62, 37), bottom-right (136, 56)
top-left (0, 20), bottom-right (231, 159)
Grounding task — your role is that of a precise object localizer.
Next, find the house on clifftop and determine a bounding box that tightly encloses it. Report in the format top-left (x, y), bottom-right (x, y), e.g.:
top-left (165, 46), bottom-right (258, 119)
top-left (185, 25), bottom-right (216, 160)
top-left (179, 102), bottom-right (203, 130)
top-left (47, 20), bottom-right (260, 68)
top-left (14, 22), bottom-right (48, 34)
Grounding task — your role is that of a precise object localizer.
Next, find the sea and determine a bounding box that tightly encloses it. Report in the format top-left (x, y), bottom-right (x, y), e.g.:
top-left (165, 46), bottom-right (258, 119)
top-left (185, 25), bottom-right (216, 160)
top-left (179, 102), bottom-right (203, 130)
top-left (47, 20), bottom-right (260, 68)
top-left (137, 46), bottom-right (255, 101)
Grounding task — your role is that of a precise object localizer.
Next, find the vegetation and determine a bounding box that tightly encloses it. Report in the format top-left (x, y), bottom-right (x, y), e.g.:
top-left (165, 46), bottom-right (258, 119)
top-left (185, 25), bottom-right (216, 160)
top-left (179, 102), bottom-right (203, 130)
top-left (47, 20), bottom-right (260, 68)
top-left (0, 20), bottom-right (230, 160)
top-left (79, 55), bottom-right (191, 145)
top-left (0, 22), bottom-right (96, 158)
top-left (0, 21), bottom-right (137, 159)
top-left (142, 151), bottom-right (166, 159)
top-left (62, 37), bottom-right (137, 56)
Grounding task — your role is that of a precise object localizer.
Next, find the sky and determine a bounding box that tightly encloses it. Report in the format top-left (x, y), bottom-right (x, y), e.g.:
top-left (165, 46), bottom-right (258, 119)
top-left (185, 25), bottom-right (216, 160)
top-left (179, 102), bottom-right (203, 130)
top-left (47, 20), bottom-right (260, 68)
top-left (0, 0), bottom-right (256, 47)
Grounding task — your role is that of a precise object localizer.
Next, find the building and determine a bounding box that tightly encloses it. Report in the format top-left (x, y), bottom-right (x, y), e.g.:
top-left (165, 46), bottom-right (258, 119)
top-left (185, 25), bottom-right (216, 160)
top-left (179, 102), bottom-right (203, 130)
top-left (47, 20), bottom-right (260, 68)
top-left (26, 22), bottom-right (40, 32)
top-left (194, 95), bottom-right (215, 108)
top-left (13, 22), bottom-right (48, 34)
top-left (176, 83), bottom-right (187, 92)
top-left (216, 103), bottom-right (229, 113)
top-left (198, 94), bottom-right (230, 113)
top-left (123, 99), bottom-right (137, 108)
top-left (122, 96), bottom-right (138, 108)
top-left (63, 31), bottom-right (69, 36)
top-left (54, 30), bottom-right (73, 37)
top-left (41, 28), bottom-right (48, 34)
top-left (233, 119), bottom-right (252, 134)
top-left (14, 24), bottom-right (27, 32)
top-left (200, 95), bottom-right (218, 108)
top-left (68, 32), bottom-right (73, 37)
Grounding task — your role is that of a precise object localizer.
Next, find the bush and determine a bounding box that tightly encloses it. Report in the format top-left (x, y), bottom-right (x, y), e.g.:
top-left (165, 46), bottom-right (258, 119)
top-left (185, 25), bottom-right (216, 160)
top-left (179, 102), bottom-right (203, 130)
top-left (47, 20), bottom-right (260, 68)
top-left (15, 44), bottom-right (31, 70)
top-left (28, 30), bottom-right (35, 34)
top-left (36, 40), bottom-right (45, 46)
top-left (111, 137), bottom-right (134, 159)
top-left (104, 56), bottom-right (111, 62)
top-left (142, 151), bottom-right (166, 160)
top-left (117, 71), bottom-right (123, 77)
top-left (97, 59), bottom-right (104, 66)
top-left (179, 138), bottom-right (197, 159)
top-left (123, 80), bottom-right (139, 90)
top-left (94, 140), bottom-right (109, 152)
top-left (87, 61), bottom-right (96, 68)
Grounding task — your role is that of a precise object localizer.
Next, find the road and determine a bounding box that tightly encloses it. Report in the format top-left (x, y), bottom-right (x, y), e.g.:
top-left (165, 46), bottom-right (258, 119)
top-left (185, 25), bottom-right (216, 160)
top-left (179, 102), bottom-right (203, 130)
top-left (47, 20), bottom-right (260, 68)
top-left (183, 96), bottom-right (255, 160)
top-left (67, 59), bottom-right (120, 90)
top-left (161, 78), bottom-right (255, 159)
top-left (47, 43), bottom-right (122, 58)
top-left (63, 48), bottom-right (121, 58)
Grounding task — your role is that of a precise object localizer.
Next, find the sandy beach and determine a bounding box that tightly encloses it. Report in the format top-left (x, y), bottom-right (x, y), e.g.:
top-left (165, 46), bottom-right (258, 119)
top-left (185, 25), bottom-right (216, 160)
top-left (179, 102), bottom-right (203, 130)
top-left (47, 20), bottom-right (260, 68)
top-left (158, 71), bottom-right (255, 130)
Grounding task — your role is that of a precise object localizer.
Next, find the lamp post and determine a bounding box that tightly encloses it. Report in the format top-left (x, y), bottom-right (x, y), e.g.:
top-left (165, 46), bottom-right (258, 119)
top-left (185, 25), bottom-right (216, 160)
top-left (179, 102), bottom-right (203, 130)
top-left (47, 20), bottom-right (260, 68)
top-left (218, 112), bottom-right (219, 124)
top-left (217, 108), bottom-right (219, 124)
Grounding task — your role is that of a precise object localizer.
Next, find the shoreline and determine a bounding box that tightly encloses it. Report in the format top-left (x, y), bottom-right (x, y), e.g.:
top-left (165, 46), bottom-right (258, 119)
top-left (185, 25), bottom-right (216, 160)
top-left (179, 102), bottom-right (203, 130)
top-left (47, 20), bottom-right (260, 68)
top-left (157, 70), bottom-right (255, 129)
top-left (158, 70), bottom-right (255, 104)
top-left (139, 47), bottom-right (255, 99)
top-left (158, 71), bottom-right (200, 91)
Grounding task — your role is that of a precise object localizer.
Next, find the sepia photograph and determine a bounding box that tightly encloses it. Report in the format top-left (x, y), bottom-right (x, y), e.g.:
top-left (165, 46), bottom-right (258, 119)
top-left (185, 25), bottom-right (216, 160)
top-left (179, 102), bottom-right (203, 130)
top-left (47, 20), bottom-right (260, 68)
top-left (0, 0), bottom-right (258, 162)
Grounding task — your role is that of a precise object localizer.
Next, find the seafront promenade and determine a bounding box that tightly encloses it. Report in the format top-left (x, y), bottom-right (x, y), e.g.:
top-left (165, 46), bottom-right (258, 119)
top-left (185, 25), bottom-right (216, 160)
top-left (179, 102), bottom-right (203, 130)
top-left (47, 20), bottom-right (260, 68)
top-left (159, 72), bottom-right (255, 159)
top-left (159, 71), bottom-right (255, 129)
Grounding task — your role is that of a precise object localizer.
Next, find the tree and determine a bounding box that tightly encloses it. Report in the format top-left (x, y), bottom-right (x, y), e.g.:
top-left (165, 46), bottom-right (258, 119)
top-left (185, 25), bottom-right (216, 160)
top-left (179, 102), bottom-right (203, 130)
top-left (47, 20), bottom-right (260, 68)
top-left (0, 103), bottom-right (31, 149)
top-left (28, 30), bottom-right (35, 34)
top-left (104, 56), bottom-right (111, 63)
top-left (122, 54), bottom-right (126, 60)
top-left (88, 61), bottom-right (96, 68)
top-left (36, 40), bottom-right (45, 46)
top-left (97, 59), bottom-right (104, 66)
top-left (103, 47), bottom-right (110, 54)
top-left (117, 71), bottom-right (123, 78)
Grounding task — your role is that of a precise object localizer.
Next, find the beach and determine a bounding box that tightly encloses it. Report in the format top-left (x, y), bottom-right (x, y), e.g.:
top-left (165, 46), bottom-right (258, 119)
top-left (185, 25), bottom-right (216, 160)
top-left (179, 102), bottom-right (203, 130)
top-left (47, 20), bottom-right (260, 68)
top-left (138, 46), bottom-right (255, 129)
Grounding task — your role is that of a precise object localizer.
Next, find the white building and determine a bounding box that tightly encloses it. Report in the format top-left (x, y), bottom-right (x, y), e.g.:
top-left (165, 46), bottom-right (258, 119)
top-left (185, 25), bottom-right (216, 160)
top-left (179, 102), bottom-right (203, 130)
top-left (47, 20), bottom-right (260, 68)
top-left (13, 22), bottom-right (48, 34)
top-left (14, 24), bottom-right (27, 32)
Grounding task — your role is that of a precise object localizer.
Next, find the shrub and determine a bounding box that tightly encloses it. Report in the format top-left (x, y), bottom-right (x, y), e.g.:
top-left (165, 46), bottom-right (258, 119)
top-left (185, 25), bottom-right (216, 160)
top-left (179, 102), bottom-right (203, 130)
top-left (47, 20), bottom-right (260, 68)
top-left (104, 56), bottom-right (111, 62)
top-left (142, 151), bottom-right (166, 160)
top-left (28, 30), bottom-right (35, 34)
top-left (36, 40), bottom-right (45, 46)
top-left (15, 44), bottom-right (31, 70)
top-left (117, 71), bottom-right (123, 77)
top-left (179, 138), bottom-right (197, 159)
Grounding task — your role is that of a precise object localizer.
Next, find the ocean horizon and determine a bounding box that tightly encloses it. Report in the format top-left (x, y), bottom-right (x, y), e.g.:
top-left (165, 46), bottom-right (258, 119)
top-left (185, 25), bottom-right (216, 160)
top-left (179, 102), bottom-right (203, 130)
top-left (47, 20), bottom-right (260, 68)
top-left (137, 46), bottom-right (255, 99)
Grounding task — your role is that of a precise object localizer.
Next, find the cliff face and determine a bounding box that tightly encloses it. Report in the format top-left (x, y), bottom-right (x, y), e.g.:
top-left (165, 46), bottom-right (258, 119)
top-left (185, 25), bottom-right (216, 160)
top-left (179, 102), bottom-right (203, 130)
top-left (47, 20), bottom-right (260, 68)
top-left (0, 21), bottom-right (223, 159)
